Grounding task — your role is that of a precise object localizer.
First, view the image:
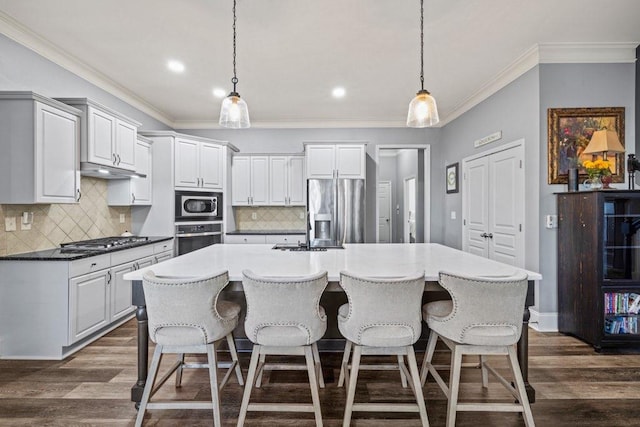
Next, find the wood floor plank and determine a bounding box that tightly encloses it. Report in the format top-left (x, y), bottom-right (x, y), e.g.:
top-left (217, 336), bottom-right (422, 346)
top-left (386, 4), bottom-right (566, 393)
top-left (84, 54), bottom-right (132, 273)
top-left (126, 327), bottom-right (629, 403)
top-left (1, 321), bottom-right (639, 426)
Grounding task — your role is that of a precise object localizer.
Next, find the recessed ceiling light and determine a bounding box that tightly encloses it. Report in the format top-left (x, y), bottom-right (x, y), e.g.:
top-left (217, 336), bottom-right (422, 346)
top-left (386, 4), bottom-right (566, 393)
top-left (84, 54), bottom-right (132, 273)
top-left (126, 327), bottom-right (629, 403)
top-left (167, 60), bottom-right (185, 73)
top-left (332, 87), bottom-right (346, 98)
top-left (213, 88), bottom-right (227, 98)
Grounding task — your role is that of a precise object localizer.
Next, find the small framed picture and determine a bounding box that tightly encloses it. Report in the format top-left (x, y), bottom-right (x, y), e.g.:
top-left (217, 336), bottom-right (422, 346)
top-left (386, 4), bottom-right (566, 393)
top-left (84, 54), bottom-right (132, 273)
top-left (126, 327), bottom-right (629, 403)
top-left (446, 162), bottom-right (459, 194)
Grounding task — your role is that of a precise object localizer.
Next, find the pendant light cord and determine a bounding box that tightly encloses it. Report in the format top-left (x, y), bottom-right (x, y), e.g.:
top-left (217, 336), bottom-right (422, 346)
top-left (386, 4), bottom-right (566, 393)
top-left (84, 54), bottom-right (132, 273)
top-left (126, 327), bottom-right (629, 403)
top-left (232, 0), bottom-right (238, 92)
top-left (420, 0), bottom-right (424, 92)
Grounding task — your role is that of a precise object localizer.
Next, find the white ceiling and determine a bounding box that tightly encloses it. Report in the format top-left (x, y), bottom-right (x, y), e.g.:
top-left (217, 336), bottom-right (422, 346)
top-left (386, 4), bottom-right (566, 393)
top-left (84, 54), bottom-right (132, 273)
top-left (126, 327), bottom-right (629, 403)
top-left (0, 0), bottom-right (639, 129)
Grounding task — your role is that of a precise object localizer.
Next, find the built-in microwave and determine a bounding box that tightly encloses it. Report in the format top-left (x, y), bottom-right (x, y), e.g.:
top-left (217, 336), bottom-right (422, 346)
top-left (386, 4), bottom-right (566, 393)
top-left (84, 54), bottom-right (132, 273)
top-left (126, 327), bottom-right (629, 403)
top-left (175, 190), bottom-right (223, 222)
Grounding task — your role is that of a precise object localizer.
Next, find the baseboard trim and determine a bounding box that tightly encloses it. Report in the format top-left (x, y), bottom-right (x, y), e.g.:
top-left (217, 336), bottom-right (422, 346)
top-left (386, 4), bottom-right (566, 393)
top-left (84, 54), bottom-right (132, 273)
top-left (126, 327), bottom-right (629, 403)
top-left (529, 308), bottom-right (558, 332)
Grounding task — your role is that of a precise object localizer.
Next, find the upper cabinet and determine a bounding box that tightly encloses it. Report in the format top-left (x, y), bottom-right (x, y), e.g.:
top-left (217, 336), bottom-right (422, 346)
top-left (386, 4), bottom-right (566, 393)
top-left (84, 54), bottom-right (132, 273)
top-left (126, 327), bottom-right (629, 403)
top-left (56, 98), bottom-right (141, 172)
top-left (108, 136), bottom-right (153, 206)
top-left (305, 143), bottom-right (366, 179)
top-left (175, 138), bottom-right (223, 190)
top-left (232, 155), bottom-right (269, 206)
top-left (269, 155), bottom-right (305, 206)
top-left (0, 92), bottom-right (81, 204)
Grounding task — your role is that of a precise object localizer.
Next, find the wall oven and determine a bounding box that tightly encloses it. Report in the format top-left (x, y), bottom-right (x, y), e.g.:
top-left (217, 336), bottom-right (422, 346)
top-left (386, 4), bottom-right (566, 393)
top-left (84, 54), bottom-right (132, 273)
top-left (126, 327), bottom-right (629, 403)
top-left (175, 222), bottom-right (222, 256)
top-left (175, 190), bottom-right (222, 222)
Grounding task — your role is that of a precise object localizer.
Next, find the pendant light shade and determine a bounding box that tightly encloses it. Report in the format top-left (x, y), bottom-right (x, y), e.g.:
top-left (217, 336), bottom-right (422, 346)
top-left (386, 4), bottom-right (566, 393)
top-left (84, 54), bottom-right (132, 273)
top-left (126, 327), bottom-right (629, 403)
top-left (219, 91), bottom-right (250, 129)
top-left (407, 0), bottom-right (439, 128)
top-left (219, 0), bottom-right (250, 129)
top-left (407, 89), bottom-right (439, 127)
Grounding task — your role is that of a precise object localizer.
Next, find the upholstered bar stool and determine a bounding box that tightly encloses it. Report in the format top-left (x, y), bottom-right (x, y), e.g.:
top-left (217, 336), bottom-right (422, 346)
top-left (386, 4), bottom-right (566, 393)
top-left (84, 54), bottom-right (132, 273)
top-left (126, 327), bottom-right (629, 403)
top-left (135, 270), bottom-right (244, 427)
top-left (238, 270), bottom-right (328, 427)
top-left (338, 271), bottom-right (429, 427)
top-left (421, 271), bottom-right (535, 427)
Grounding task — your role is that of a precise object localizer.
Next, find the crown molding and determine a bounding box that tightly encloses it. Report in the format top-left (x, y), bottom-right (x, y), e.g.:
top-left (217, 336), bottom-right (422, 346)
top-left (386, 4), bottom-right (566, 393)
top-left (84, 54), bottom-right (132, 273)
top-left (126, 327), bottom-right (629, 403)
top-left (173, 119), bottom-right (410, 130)
top-left (0, 11), bottom-right (174, 127)
top-left (538, 42), bottom-right (638, 63)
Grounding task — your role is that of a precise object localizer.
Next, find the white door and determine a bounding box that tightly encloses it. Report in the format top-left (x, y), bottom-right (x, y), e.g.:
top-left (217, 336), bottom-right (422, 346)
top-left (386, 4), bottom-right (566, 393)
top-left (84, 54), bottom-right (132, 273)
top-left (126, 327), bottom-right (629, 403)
top-left (404, 177), bottom-right (416, 243)
top-left (250, 156), bottom-right (269, 205)
top-left (269, 156), bottom-right (288, 205)
top-left (115, 120), bottom-right (137, 171)
top-left (175, 138), bottom-right (199, 188)
top-left (488, 146), bottom-right (524, 267)
top-left (463, 156), bottom-right (490, 258)
top-left (378, 181), bottom-right (392, 243)
top-left (232, 156), bottom-right (251, 205)
top-left (287, 156), bottom-right (306, 205)
top-left (200, 143), bottom-right (222, 189)
top-left (462, 143), bottom-right (524, 268)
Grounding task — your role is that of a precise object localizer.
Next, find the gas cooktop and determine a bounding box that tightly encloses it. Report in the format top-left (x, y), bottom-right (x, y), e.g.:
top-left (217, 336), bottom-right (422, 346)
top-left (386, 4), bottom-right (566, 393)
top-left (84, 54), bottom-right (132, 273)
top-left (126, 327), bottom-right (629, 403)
top-left (60, 236), bottom-right (149, 252)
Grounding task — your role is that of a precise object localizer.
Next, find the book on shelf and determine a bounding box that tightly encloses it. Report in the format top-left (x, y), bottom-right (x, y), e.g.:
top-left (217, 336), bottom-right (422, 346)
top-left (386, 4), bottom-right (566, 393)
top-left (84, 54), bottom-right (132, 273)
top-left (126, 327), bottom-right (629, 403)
top-left (604, 316), bottom-right (638, 334)
top-left (604, 292), bottom-right (640, 315)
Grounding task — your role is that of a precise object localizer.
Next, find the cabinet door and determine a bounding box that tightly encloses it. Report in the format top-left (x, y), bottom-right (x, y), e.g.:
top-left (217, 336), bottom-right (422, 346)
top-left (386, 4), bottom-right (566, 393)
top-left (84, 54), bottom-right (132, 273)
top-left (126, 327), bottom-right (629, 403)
top-left (69, 270), bottom-right (109, 343)
top-left (115, 120), bottom-right (137, 171)
top-left (336, 144), bottom-right (365, 179)
top-left (110, 262), bottom-right (135, 321)
top-left (265, 234), bottom-right (306, 245)
top-left (175, 138), bottom-right (200, 188)
top-left (88, 106), bottom-right (116, 166)
top-left (269, 156), bottom-right (288, 205)
top-left (232, 156), bottom-right (252, 205)
top-left (306, 145), bottom-right (335, 179)
top-left (132, 139), bottom-right (152, 204)
top-left (200, 143), bottom-right (223, 189)
top-left (287, 156), bottom-right (306, 205)
top-left (35, 102), bottom-right (79, 203)
top-left (154, 251), bottom-right (173, 263)
top-left (250, 156), bottom-right (269, 205)
top-left (225, 235), bottom-right (266, 244)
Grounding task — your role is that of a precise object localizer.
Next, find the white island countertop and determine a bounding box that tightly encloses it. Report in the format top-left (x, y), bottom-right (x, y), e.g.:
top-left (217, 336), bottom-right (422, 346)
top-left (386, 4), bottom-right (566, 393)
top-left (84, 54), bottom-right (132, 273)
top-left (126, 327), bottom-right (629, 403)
top-left (124, 243), bottom-right (541, 283)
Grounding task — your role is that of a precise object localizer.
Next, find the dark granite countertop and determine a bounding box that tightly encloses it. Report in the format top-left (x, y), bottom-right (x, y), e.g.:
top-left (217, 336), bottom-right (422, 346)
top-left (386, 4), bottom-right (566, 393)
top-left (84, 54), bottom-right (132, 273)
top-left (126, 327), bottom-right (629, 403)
top-left (0, 236), bottom-right (173, 261)
top-left (226, 230), bottom-right (306, 236)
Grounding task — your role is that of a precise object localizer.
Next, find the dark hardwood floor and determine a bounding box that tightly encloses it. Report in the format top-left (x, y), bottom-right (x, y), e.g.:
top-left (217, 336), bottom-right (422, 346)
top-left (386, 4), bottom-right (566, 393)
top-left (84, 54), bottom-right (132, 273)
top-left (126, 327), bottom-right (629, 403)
top-left (1, 319), bottom-right (639, 426)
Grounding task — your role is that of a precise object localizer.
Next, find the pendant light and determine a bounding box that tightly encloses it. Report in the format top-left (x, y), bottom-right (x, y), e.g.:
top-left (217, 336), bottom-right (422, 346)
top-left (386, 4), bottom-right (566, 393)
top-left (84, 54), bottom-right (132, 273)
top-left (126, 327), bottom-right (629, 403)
top-left (407, 0), bottom-right (439, 128)
top-left (219, 0), bottom-right (250, 129)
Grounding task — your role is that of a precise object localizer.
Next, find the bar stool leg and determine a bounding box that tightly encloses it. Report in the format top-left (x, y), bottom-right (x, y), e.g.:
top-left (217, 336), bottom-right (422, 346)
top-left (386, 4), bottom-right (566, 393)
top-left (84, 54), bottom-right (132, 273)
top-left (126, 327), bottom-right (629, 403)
top-left (406, 346), bottom-right (430, 426)
top-left (312, 342), bottom-right (325, 388)
top-left (175, 353), bottom-right (185, 387)
top-left (237, 345), bottom-right (261, 427)
top-left (135, 345), bottom-right (163, 427)
top-left (206, 343), bottom-right (222, 427)
top-left (304, 345), bottom-right (324, 427)
top-left (420, 330), bottom-right (438, 386)
top-left (255, 353), bottom-right (267, 388)
top-left (397, 354), bottom-right (409, 388)
top-left (338, 339), bottom-right (352, 387)
top-left (342, 343), bottom-right (361, 427)
top-left (446, 346), bottom-right (463, 427)
top-left (226, 333), bottom-right (244, 386)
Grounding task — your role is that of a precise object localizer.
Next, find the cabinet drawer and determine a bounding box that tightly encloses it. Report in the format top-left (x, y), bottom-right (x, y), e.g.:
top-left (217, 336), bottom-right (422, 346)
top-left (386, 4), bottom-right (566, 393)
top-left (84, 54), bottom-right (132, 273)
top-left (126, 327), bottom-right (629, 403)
top-left (225, 235), bottom-right (266, 244)
top-left (153, 240), bottom-right (174, 254)
top-left (111, 245), bottom-right (154, 266)
top-left (69, 254), bottom-right (111, 278)
top-left (265, 234), bottom-right (306, 245)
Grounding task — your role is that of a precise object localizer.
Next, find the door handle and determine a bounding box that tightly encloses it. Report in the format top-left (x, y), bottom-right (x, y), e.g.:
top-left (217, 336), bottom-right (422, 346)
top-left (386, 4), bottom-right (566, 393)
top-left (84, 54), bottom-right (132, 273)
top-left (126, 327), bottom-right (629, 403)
top-left (480, 232), bottom-right (488, 238)
top-left (76, 189), bottom-right (82, 202)
top-left (132, 193), bottom-right (136, 203)
top-left (487, 233), bottom-right (493, 239)
top-left (112, 153), bottom-right (117, 165)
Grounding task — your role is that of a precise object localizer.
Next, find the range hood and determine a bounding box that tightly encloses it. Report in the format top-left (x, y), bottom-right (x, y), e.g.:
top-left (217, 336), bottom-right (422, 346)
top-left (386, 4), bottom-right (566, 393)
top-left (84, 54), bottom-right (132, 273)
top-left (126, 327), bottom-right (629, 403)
top-left (80, 162), bottom-right (146, 179)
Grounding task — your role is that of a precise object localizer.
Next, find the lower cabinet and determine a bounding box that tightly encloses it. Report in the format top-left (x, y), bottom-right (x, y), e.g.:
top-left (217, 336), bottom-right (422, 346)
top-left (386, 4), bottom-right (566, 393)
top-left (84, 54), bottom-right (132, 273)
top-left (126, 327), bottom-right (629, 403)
top-left (0, 239), bottom-right (174, 359)
top-left (225, 234), bottom-right (306, 244)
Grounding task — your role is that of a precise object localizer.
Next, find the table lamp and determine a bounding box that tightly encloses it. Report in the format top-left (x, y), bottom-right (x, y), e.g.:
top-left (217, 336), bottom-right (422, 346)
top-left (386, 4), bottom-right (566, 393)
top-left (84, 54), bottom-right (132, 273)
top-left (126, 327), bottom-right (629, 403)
top-left (582, 129), bottom-right (625, 160)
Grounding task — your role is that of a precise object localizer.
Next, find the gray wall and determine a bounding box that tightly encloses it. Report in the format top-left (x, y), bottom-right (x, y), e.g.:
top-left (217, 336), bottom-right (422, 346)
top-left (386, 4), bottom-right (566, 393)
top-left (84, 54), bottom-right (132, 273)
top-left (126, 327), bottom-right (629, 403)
top-left (0, 34), bottom-right (170, 131)
top-left (538, 63), bottom-right (636, 316)
top-left (180, 127), bottom-right (442, 243)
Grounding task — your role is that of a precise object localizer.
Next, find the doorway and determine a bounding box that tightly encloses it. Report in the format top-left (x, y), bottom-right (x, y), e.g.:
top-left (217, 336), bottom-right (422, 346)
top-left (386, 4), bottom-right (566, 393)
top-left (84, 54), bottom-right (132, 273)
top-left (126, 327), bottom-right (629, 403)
top-left (375, 145), bottom-right (430, 243)
top-left (404, 177), bottom-right (416, 243)
top-left (378, 181), bottom-right (392, 243)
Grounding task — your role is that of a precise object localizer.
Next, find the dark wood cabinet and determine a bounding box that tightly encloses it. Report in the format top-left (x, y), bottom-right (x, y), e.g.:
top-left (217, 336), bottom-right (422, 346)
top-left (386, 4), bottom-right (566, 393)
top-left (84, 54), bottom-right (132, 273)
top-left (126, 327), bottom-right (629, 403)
top-left (557, 190), bottom-right (640, 350)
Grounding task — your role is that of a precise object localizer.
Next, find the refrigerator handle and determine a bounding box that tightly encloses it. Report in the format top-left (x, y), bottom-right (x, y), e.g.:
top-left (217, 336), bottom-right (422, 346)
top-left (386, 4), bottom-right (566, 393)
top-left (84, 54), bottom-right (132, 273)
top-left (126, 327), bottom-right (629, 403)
top-left (333, 176), bottom-right (339, 245)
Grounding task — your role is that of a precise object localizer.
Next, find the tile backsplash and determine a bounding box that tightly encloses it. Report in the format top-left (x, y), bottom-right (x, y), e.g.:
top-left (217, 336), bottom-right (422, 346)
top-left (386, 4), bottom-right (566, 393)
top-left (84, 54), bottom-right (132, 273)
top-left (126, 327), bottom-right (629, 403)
top-left (0, 177), bottom-right (131, 256)
top-left (235, 206), bottom-right (306, 231)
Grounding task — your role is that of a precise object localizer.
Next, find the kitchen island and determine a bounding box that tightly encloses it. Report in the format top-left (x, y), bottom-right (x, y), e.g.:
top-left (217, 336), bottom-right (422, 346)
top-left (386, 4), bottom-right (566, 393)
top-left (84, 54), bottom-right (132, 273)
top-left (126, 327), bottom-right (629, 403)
top-left (124, 243), bottom-right (541, 404)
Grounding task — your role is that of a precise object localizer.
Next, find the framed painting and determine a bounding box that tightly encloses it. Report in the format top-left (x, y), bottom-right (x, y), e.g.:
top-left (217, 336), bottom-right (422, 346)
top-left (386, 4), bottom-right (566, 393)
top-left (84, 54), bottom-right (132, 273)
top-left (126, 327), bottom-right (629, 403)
top-left (547, 107), bottom-right (625, 184)
top-left (446, 162), bottom-right (458, 194)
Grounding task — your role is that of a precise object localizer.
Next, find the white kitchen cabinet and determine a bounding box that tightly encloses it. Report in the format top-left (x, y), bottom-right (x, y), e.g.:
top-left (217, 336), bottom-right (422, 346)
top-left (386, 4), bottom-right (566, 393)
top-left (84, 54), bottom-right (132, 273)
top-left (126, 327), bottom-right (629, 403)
top-left (56, 98), bottom-right (141, 172)
top-left (225, 234), bottom-right (306, 244)
top-left (0, 92), bottom-right (81, 204)
top-left (108, 136), bottom-right (153, 206)
top-left (69, 269), bottom-right (110, 343)
top-left (175, 138), bottom-right (223, 190)
top-left (269, 155), bottom-right (306, 206)
top-left (232, 155), bottom-right (269, 206)
top-left (305, 143), bottom-right (366, 179)
top-left (0, 239), bottom-right (174, 359)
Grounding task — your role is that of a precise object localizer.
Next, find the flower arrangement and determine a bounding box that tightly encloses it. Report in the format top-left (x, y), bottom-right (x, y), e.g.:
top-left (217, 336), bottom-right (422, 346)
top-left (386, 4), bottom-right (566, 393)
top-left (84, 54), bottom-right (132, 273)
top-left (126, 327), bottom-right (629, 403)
top-left (582, 159), bottom-right (612, 179)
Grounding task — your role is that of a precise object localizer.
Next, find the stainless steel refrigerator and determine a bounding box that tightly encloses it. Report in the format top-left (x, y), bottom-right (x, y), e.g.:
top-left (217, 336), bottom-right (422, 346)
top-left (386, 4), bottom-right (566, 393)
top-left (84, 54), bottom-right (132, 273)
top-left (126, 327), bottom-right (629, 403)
top-left (307, 178), bottom-right (365, 247)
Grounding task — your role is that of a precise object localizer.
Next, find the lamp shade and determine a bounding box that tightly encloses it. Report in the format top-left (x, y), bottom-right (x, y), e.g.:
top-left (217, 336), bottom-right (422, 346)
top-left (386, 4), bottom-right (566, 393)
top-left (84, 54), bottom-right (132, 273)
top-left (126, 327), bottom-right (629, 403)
top-left (583, 130), bottom-right (624, 155)
top-left (219, 93), bottom-right (250, 129)
top-left (407, 89), bottom-right (439, 128)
